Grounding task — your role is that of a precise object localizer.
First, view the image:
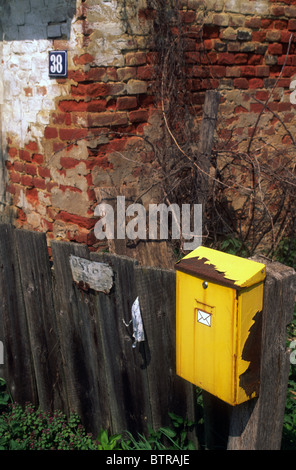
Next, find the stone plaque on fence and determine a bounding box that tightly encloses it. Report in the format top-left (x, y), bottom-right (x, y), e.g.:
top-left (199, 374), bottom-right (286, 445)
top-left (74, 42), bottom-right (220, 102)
top-left (69, 255), bottom-right (113, 293)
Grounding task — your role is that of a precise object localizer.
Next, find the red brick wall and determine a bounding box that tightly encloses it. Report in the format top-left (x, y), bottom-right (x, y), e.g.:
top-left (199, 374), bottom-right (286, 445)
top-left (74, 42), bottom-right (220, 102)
top-left (3, 0), bottom-right (296, 250)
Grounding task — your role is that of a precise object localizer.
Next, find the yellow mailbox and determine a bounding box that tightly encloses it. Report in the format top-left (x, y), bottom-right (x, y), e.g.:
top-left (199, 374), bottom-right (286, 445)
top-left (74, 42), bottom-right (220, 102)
top-left (176, 246), bottom-right (266, 406)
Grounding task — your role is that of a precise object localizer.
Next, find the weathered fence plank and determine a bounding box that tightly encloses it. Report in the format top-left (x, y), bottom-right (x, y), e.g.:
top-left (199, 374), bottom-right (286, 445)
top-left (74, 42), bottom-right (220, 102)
top-left (94, 252), bottom-right (154, 435)
top-left (51, 240), bottom-right (105, 434)
top-left (15, 229), bottom-right (65, 412)
top-left (0, 223), bottom-right (37, 404)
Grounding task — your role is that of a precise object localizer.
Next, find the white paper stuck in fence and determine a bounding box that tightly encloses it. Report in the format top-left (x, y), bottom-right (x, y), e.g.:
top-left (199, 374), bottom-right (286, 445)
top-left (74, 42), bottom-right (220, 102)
top-left (131, 296), bottom-right (145, 348)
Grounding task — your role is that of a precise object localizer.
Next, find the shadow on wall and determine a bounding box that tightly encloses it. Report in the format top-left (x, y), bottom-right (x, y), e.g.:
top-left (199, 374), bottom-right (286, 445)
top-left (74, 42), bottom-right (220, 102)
top-left (0, 0), bottom-right (77, 41)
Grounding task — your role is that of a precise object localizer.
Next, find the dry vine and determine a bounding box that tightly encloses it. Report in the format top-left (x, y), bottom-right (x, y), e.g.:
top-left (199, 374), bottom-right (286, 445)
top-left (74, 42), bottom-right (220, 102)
top-left (143, 0), bottom-right (296, 258)
top-left (46, 0), bottom-right (296, 261)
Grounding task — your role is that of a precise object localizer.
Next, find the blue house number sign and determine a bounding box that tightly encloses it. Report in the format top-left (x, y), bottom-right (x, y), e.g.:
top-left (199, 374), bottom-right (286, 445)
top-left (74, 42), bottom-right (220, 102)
top-left (49, 51), bottom-right (67, 78)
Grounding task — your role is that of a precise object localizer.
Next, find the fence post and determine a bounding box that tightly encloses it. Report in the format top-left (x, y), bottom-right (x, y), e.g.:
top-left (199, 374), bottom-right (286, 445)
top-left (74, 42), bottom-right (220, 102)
top-left (227, 256), bottom-right (296, 450)
top-left (202, 256), bottom-right (296, 450)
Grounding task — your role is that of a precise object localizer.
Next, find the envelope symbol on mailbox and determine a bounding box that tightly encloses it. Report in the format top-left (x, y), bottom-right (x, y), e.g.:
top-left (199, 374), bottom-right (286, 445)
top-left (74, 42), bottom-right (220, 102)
top-left (197, 309), bottom-right (211, 327)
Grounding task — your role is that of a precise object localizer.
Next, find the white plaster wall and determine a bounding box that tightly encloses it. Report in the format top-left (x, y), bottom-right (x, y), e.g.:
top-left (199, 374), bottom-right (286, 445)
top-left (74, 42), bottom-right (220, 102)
top-left (87, 0), bottom-right (147, 66)
top-left (0, 0), bottom-right (79, 148)
top-left (0, 0), bottom-right (143, 149)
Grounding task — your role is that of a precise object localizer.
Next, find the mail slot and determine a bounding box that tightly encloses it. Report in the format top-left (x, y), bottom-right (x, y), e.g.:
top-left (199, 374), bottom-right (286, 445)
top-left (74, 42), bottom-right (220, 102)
top-left (175, 246), bottom-right (266, 406)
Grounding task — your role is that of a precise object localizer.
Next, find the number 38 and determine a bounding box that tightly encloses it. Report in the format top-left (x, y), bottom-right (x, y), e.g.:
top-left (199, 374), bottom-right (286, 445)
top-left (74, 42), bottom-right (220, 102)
top-left (50, 54), bottom-right (63, 74)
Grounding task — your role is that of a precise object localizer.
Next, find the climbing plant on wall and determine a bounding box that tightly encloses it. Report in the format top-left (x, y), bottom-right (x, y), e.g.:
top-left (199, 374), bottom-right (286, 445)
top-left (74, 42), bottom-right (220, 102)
top-left (140, 0), bottom-right (296, 258)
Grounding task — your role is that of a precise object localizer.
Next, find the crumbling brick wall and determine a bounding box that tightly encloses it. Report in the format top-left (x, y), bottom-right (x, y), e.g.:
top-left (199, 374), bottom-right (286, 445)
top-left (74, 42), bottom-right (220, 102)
top-left (1, 0), bottom-right (296, 252)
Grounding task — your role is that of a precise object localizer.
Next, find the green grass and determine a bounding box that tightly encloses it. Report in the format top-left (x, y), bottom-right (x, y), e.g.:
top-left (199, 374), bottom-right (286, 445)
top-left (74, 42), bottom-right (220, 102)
top-left (0, 237), bottom-right (295, 450)
top-left (0, 381), bottom-right (197, 451)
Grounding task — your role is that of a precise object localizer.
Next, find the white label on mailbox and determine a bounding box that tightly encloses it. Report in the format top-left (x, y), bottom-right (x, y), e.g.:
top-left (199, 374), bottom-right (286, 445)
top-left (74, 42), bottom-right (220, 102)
top-left (197, 309), bottom-right (211, 327)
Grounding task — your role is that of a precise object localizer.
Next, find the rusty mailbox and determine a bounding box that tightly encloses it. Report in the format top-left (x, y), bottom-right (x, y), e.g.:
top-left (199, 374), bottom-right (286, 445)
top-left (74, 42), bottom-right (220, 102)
top-left (175, 246), bottom-right (266, 406)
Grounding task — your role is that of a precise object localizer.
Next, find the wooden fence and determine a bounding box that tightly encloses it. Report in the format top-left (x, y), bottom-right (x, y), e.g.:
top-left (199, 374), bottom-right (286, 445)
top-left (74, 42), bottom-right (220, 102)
top-left (0, 223), bottom-right (195, 437)
top-left (1, 222), bottom-right (295, 449)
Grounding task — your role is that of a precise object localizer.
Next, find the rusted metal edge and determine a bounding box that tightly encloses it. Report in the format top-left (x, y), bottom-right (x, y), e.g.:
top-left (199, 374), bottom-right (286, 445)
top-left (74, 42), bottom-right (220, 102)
top-left (239, 310), bottom-right (262, 399)
top-left (175, 256), bottom-right (239, 290)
